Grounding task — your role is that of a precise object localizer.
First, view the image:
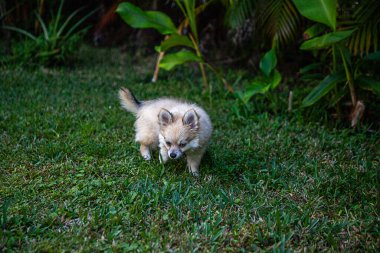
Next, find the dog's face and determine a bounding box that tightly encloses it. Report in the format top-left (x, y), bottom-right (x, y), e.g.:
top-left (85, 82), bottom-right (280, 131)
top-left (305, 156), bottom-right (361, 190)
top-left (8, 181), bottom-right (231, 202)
top-left (158, 109), bottom-right (200, 159)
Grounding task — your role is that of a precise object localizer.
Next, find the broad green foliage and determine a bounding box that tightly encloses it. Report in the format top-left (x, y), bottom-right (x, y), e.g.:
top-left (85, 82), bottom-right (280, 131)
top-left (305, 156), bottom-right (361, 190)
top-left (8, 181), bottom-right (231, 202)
top-left (236, 47), bottom-right (282, 107)
top-left (155, 34), bottom-right (194, 52)
top-left (302, 73), bottom-right (345, 107)
top-left (294, 0), bottom-right (379, 113)
top-left (300, 30), bottom-right (356, 50)
top-left (116, 2), bottom-right (177, 35)
top-left (259, 48), bottom-right (277, 77)
top-left (159, 50), bottom-right (202, 70)
top-left (116, 1), bottom-right (219, 89)
top-left (303, 23), bottom-right (326, 39)
top-left (292, 0), bottom-right (336, 30)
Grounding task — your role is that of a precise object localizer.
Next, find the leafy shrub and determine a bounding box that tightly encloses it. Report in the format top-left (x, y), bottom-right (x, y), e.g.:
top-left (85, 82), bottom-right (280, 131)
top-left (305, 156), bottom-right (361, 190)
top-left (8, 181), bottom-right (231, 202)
top-left (293, 0), bottom-right (380, 126)
top-left (116, 0), bottom-right (232, 92)
top-left (2, 0), bottom-right (95, 65)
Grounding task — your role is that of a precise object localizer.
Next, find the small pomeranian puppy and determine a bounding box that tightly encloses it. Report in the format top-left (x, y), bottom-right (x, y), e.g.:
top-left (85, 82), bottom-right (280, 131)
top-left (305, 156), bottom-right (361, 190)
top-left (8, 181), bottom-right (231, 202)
top-left (118, 87), bottom-right (212, 176)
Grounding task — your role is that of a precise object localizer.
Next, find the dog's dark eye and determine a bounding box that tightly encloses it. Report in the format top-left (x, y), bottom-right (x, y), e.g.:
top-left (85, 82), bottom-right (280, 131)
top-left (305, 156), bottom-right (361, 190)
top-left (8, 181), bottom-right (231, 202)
top-left (165, 141), bottom-right (171, 146)
top-left (179, 142), bottom-right (187, 148)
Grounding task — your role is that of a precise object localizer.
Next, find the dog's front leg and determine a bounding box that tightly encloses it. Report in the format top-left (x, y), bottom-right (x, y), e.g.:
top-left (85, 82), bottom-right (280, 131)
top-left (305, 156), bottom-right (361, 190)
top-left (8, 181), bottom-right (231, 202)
top-left (159, 146), bottom-right (168, 163)
top-left (186, 149), bottom-right (205, 177)
top-left (140, 144), bottom-right (151, 161)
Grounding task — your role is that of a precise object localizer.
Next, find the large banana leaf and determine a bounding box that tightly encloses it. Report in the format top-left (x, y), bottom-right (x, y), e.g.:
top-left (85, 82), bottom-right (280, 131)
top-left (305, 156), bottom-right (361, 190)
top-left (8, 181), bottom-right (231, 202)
top-left (159, 50), bottom-right (201, 70)
top-left (292, 0), bottom-right (336, 30)
top-left (155, 34), bottom-right (194, 52)
top-left (116, 2), bottom-right (177, 35)
top-left (302, 73), bottom-right (345, 107)
top-left (300, 30), bottom-right (355, 50)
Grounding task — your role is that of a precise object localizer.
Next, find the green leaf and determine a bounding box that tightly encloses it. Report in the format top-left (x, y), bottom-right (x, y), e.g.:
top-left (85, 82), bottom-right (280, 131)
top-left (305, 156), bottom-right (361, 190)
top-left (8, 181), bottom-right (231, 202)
top-left (183, 0), bottom-right (198, 42)
top-left (1, 25), bottom-right (37, 41)
top-left (300, 63), bottom-right (322, 74)
top-left (65, 8), bottom-right (98, 38)
top-left (116, 2), bottom-right (177, 35)
top-left (300, 30), bottom-right (355, 50)
top-left (57, 7), bottom-right (84, 37)
top-left (302, 73), bottom-right (345, 107)
top-left (304, 23), bottom-right (327, 39)
top-left (35, 12), bottom-right (49, 41)
top-left (300, 73), bottom-right (325, 81)
top-left (357, 76), bottom-right (380, 96)
top-left (363, 51), bottom-right (380, 61)
top-left (240, 79), bottom-right (270, 103)
top-left (259, 48), bottom-right (277, 77)
top-left (159, 50), bottom-right (201, 70)
top-left (292, 0), bottom-right (336, 30)
top-left (156, 34), bottom-right (194, 52)
top-left (269, 69), bottom-right (282, 89)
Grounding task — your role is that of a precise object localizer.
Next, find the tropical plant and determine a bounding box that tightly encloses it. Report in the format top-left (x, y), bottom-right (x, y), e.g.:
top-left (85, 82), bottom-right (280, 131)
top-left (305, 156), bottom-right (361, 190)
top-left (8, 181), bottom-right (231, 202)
top-left (235, 46), bottom-right (282, 105)
top-left (231, 43), bottom-right (287, 118)
top-left (223, 0), bottom-right (301, 47)
top-left (292, 0), bottom-right (379, 126)
top-left (116, 0), bottom-right (232, 92)
top-left (2, 0), bottom-right (96, 65)
top-left (224, 0), bottom-right (295, 116)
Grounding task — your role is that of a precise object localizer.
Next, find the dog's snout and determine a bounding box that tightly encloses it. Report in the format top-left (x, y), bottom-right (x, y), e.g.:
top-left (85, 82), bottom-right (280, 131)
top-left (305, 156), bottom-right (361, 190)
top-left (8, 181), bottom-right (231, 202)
top-left (169, 152), bottom-right (177, 159)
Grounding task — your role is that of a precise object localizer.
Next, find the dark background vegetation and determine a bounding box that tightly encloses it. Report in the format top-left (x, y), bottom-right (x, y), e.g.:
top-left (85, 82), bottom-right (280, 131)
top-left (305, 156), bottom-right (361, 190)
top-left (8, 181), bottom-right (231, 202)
top-left (1, 0), bottom-right (379, 127)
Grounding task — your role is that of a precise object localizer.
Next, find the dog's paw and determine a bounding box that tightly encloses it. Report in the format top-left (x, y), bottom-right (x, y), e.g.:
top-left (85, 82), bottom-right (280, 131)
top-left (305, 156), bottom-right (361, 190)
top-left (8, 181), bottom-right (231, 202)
top-left (159, 153), bottom-right (168, 164)
top-left (191, 171), bottom-right (200, 178)
top-left (143, 154), bottom-right (151, 161)
top-left (188, 166), bottom-right (199, 177)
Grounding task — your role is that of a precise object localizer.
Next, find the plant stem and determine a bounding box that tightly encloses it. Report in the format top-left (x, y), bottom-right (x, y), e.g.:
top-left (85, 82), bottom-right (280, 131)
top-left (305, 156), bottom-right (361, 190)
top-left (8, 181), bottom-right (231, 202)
top-left (199, 62), bottom-right (208, 90)
top-left (152, 51), bottom-right (165, 83)
top-left (189, 33), bottom-right (208, 89)
top-left (205, 63), bottom-right (234, 93)
top-left (332, 45), bottom-right (336, 73)
top-left (339, 48), bottom-right (356, 106)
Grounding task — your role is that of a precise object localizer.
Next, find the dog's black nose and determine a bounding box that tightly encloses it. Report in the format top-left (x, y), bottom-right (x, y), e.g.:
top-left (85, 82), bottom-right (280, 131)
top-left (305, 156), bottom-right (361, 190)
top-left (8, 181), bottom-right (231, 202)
top-left (170, 152), bottom-right (177, 159)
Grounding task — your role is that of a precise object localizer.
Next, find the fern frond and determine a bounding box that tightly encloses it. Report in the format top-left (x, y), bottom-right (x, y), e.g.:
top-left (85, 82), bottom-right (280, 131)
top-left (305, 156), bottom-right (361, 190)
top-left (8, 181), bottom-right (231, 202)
top-left (346, 0), bottom-right (380, 56)
top-left (258, 0), bottom-right (301, 47)
top-left (225, 0), bottom-right (256, 28)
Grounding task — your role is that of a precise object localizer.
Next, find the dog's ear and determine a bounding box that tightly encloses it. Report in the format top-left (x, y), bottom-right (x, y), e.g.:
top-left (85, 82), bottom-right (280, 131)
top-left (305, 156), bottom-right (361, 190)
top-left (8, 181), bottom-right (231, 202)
top-left (182, 109), bottom-right (199, 130)
top-left (158, 109), bottom-right (173, 127)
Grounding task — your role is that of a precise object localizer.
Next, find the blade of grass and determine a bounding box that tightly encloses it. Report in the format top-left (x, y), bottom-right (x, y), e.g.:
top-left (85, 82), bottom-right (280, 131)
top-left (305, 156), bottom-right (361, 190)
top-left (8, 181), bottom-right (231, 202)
top-left (65, 8), bottom-right (98, 38)
top-left (1, 25), bottom-right (37, 41)
top-left (35, 11), bottom-right (49, 41)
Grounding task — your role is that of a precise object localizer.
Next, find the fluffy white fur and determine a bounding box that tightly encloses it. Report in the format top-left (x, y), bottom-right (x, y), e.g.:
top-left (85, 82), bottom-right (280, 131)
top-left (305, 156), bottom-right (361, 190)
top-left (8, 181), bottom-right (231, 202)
top-left (119, 88), bottom-right (212, 176)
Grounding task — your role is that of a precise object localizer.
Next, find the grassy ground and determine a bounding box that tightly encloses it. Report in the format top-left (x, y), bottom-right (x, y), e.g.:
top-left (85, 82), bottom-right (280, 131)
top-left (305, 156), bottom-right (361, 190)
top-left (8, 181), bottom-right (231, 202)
top-left (1, 46), bottom-right (379, 251)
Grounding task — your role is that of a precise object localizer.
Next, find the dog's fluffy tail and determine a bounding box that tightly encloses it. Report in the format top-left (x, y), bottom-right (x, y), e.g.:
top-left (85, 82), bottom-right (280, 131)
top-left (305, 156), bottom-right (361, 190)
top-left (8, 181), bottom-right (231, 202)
top-left (119, 87), bottom-right (141, 114)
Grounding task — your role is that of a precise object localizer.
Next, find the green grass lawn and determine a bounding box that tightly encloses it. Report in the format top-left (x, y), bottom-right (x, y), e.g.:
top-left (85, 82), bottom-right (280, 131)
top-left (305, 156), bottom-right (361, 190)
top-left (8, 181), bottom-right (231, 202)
top-left (1, 46), bottom-right (379, 251)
